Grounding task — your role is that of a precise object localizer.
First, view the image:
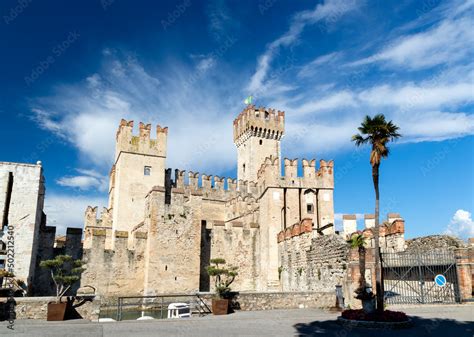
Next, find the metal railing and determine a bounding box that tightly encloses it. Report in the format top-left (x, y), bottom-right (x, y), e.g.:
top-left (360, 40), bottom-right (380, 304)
top-left (116, 293), bottom-right (211, 321)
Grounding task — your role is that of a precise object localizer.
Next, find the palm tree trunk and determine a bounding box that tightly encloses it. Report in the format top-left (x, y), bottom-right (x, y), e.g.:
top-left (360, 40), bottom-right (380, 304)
top-left (372, 163), bottom-right (384, 312)
top-left (359, 246), bottom-right (366, 291)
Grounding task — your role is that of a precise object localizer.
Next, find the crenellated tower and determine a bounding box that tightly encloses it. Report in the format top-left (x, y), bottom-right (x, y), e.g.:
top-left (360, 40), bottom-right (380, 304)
top-left (233, 105), bottom-right (284, 182)
top-left (111, 119), bottom-right (168, 232)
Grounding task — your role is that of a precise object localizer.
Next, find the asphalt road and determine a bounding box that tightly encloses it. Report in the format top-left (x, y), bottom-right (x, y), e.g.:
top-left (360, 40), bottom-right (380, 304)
top-left (0, 304), bottom-right (473, 336)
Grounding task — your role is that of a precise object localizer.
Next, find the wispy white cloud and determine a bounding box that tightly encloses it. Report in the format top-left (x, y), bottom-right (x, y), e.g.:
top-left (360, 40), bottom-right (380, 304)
top-left (30, 2), bottom-right (473, 174)
top-left (298, 52), bottom-right (342, 78)
top-left (445, 209), bottom-right (474, 240)
top-left (31, 49), bottom-right (241, 175)
top-left (399, 111), bottom-right (474, 142)
top-left (358, 82), bottom-right (473, 110)
top-left (206, 0), bottom-right (237, 42)
top-left (291, 90), bottom-right (357, 116)
top-left (283, 118), bottom-right (360, 156)
top-left (349, 2), bottom-right (474, 70)
top-left (31, 108), bottom-right (65, 136)
top-left (248, 0), bottom-right (360, 93)
top-left (56, 168), bottom-right (108, 191)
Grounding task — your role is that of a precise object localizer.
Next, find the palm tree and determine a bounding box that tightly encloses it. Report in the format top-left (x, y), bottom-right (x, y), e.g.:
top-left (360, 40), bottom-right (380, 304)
top-left (352, 114), bottom-right (401, 313)
top-left (348, 233), bottom-right (370, 298)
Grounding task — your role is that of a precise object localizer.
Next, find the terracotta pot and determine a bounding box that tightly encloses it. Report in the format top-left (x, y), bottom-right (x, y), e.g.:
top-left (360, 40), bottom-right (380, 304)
top-left (47, 302), bottom-right (67, 321)
top-left (211, 299), bottom-right (229, 315)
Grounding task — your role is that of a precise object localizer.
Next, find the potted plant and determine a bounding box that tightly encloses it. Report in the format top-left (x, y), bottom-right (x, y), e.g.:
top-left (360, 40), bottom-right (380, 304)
top-left (348, 233), bottom-right (375, 313)
top-left (0, 269), bottom-right (27, 297)
top-left (206, 258), bottom-right (238, 315)
top-left (39, 255), bottom-right (85, 321)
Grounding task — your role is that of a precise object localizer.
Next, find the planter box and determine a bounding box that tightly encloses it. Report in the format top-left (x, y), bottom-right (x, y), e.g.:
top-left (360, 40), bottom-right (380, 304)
top-left (47, 302), bottom-right (67, 321)
top-left (211, 299), bottom-right (229, 315)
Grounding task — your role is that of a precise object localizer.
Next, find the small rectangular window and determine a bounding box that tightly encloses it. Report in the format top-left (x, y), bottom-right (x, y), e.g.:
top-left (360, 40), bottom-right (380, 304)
top-left (307, 203), bottom-right (314, 214)
top-left (144, 166), bottom-right (151, 176)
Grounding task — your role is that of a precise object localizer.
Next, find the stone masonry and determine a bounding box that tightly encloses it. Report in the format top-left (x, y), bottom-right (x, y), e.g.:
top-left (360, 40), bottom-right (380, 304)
top-left (0, 161), bottom-right (84, 295)
top-left (82, 105), bottom-right (335, 296)
top-left (0, 162), bottom-right (45, 292)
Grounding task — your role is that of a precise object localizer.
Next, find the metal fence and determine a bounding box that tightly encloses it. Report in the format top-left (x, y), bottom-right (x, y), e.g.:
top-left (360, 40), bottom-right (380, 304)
top-left (382, 250), bottom-right (461, 304)
top-left (115, 293), bottom-right (211, 321)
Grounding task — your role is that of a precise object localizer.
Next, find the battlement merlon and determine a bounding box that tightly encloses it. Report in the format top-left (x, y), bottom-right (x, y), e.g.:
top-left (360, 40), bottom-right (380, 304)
top-left (174, 169), bottom-right (186, 188)
top-left (302, 159), bottom-right (316, 179)
top-left (257, 156), bottom-right (280, 182)
top-left (84, 206), bottom-right (113, 249)
top-left (115, 119), bottom-right (168, 159)
top-left (233, 105), bottom-right (285, 144)
top-left (257, 156), bottom-right (334, 188)
top-left (165, 169), bottom-right (245, 197)
top-left (84, 206), bottom-right (113, 229)
top-left (284, 158), bottom-right (298, 178)
top-left (317, 159), bottom-right (334, 188)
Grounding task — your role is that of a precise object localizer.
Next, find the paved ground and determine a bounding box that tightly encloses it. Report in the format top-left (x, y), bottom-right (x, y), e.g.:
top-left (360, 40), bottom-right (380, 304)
top-left (0, 304), bottom-right (473, 336)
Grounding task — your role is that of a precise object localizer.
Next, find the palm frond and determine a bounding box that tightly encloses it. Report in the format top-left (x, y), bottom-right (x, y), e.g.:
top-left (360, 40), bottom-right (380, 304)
top-left (352, 113), bottom-right (401, 164)
top-left (351, 134), bottom-right (368, 146)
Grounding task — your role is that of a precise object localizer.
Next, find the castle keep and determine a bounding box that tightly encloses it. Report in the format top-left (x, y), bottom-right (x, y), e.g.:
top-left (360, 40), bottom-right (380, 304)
top-left (82, 106), bottom-right (337, 296)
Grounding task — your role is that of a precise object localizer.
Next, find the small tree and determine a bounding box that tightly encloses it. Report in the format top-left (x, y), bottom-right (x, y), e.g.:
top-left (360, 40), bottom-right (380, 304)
top-left (40, 255), bottom-right (85, 303)
top-left (206, 258), bottom-right (238, 299)
top-left (348, 233), bottom-right (374, 303)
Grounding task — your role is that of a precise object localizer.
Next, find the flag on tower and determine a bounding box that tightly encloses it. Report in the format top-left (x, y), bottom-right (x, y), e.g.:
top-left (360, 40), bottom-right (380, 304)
top-left (244, 95), bottom-right (253, 105)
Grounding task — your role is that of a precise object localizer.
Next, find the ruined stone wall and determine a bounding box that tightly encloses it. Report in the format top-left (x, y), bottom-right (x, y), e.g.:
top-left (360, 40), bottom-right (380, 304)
top-left (279, 231), bottom-right (349, 293)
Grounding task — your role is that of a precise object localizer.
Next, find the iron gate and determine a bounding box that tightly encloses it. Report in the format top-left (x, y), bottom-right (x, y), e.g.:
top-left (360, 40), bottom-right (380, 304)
top-left (381, 250), bottom-right (461, 304)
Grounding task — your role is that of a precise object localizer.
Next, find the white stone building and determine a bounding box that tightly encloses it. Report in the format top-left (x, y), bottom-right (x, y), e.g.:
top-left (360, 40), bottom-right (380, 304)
top-left (0, 161), bottom-right (45, 290)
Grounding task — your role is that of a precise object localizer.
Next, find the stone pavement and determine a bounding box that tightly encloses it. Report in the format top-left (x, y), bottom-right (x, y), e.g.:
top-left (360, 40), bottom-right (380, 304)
top-left (0, 305), bottom-right (473, 337)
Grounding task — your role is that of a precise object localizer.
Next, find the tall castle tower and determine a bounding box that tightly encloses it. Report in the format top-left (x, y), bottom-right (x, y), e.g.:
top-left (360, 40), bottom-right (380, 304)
top-left (110, 120), bottom-right (168, 232)
top-left (233, 106), bottom-right (284, 182)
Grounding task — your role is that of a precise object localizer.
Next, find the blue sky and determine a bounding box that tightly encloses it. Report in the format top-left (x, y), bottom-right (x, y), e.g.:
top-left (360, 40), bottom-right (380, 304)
top-left (0, 0), bottom-right (473, 238)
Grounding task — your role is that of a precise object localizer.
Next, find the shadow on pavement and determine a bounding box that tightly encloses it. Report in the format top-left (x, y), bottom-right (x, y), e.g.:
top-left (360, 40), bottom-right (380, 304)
top-left (293, 316), bottom-right (474, 337)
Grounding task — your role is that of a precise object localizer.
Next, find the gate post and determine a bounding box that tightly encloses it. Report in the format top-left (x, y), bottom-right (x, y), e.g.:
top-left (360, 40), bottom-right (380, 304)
top-left (455, 248), bottom-right (472, 302)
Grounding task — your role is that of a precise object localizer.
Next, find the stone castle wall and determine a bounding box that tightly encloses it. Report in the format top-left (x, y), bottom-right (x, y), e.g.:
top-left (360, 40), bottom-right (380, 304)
top-left (82, 108), bottom-right (337, 297)
top-left (81, 229), bottom-right (147, 297)
top-left (210, 223), bottom-right (260, 292)
top-left (82, 185), bottom-right (262, 297)
top-left (279, 228), bottom-right (349, 293)
top-left (33, 226), bottom-right (83, 296)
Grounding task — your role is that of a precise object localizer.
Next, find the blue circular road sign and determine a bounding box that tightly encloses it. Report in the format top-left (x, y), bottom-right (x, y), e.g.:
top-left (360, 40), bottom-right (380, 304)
top-left (435, 274), bottom-right (447, 287)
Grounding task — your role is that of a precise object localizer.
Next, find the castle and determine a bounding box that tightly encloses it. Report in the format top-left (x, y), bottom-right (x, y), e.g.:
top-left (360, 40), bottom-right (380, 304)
top-left (82, 105), bottom-right (338, 296)
top-left (3, 105), bottom-right (473, 307)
